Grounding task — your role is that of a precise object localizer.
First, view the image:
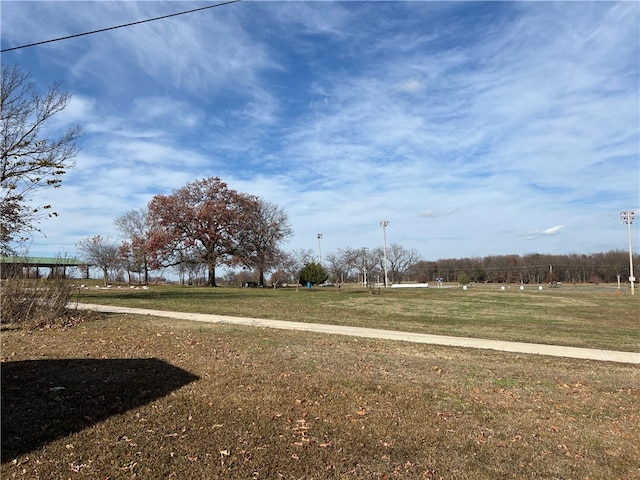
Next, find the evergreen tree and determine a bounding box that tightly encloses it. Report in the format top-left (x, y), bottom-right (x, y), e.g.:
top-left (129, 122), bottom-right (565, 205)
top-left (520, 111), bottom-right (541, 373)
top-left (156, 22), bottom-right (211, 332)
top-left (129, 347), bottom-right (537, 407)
top-left (299, 262), bottom-right (328, 286)
top-left (457, 272), bottom-right (471, 285)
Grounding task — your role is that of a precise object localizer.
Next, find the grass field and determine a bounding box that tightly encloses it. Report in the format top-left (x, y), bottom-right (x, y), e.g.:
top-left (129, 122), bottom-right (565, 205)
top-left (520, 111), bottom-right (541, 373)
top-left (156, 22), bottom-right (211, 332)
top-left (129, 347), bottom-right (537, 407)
top-left (72, 283), bottom-right (639, 352)
top-left (2, 283), bottom-right (639, 479)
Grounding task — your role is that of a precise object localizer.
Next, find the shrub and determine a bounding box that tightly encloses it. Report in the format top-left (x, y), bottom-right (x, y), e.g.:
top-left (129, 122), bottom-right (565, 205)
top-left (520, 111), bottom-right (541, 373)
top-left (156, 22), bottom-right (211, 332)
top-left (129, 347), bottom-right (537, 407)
top-left (1, 275), bottom-right (75, 328)
top-left (457, 272), bottom-right (471, 285)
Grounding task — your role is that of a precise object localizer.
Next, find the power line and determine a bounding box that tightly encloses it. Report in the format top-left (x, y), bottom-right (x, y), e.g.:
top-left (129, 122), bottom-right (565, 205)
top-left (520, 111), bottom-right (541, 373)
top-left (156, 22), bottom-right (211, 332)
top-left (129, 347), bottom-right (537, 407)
top-left (1, 0), bottom-right (241, 53)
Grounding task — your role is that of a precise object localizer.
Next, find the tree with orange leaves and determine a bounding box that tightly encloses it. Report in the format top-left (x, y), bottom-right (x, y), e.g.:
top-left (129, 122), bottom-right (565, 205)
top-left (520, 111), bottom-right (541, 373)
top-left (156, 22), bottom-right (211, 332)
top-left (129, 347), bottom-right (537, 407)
top-left (147, 177), bottom-right (258, 287)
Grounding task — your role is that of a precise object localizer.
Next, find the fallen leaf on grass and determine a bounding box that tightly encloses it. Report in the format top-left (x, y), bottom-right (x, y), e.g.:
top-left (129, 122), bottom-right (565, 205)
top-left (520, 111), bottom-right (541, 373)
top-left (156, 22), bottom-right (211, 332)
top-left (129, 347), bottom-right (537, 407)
top-left (436, 411), bottom-right (452, 420)
top-left (293, 438), bottom-right (315, 447)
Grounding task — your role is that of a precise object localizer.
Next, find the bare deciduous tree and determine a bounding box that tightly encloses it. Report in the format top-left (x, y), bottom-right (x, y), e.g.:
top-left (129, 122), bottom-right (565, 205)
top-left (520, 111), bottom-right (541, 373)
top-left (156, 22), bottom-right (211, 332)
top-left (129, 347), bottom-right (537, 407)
top-left (274, 248), bottom-right (314, 290)
top-left (235, 199), bottom-right (292, 285)
top-left (114, 208), bottom-right (153, 284)
top-left (76, 235), bottom-right (121, 286)
top-left (1, 64), bottom-right (81, 253)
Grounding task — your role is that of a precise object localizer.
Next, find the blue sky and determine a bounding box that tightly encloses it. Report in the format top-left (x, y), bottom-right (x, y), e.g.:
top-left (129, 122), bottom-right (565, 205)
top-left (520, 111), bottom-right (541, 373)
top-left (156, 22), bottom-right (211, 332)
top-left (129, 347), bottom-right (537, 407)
top-left (2, 1), bottom-right (639, 262)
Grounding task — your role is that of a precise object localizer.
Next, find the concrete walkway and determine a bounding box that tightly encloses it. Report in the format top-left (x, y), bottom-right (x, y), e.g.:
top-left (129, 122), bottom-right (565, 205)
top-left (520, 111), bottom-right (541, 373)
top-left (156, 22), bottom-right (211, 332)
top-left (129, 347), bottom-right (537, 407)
top-left (74, 303), bottom-right (640, 365)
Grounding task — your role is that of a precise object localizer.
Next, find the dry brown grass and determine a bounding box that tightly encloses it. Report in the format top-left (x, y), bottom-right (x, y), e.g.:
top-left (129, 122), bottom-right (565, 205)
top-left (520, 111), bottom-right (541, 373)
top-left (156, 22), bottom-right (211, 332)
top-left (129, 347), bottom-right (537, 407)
top-left (74, 283), bottom-right (640, 352)
top-left (2, 314), bottom-right (638, 479)
top-left (0, 277), bottom-right (76, 328)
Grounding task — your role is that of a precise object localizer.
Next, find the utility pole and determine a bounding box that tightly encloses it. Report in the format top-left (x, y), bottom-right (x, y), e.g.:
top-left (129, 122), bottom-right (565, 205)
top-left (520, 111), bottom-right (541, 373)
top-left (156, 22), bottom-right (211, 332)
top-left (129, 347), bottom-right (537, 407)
top-left (380, 220), bottom-right (389, 287)
top-left (317, 233), bottom-right (323, 264)
top-left (620, 211), bottom-right (635, 296)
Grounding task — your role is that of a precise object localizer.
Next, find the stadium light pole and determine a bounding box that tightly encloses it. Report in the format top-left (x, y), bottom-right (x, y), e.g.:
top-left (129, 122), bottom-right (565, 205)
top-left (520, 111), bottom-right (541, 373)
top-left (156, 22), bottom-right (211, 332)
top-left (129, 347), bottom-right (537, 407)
top-left (362, 247), bottom-right (369, 287)
top-left (620, 211), bottom-right (635, 296)
top-left (380, 220), bottom-right (389, 287)
top-left (317, 233), bottom-right (323, 264)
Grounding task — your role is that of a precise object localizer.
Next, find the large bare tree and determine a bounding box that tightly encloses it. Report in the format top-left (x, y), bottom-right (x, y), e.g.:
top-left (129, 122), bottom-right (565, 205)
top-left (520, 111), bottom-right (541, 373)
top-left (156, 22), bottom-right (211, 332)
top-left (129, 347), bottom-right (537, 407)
top-left (1, 64), bottom-right (81, 253)
top-left (370, 243), bottom-right (421, 284)
top-left (235, 199), bottom-right (292, 285)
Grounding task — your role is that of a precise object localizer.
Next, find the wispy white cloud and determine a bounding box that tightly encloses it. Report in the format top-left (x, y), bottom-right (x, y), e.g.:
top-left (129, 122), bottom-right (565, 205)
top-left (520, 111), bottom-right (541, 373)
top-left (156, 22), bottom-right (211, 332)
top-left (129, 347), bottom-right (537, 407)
top-left (526, 225), bottom-right (564, 240)
top-left (419, 209), bottom-right (458, 219)
top-left (397, 79), bottom-right (425, 95)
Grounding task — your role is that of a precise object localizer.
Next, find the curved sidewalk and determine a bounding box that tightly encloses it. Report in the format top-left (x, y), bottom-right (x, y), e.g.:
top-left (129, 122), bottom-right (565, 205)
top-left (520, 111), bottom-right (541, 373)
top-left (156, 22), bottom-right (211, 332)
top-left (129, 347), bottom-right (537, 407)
top-left (74, 303), bottom-right (640, 365)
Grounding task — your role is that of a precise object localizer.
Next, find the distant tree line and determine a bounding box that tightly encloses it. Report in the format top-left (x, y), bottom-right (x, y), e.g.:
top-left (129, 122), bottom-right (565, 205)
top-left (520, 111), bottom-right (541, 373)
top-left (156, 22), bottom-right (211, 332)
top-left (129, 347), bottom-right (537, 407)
top-left (407, 251), bottom-right (638, 285)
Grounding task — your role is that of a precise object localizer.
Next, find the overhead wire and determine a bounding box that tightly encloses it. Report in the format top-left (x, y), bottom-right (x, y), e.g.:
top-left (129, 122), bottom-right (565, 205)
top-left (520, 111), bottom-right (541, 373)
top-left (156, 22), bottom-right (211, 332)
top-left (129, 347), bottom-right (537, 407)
top-left (1, 0), bottom-right (241, 53)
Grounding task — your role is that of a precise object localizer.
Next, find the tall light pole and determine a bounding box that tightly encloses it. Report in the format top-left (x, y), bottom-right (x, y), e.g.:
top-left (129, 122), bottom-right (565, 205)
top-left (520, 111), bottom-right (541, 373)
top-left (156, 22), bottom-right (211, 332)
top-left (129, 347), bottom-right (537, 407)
top-left (317, 233), bottom-right (323, 264)
top-left (620, 210), bottom-right (636, 296)
top-left (362, 247), bottom-right (369, 287)
top-left (380, 220), bottom-right (389, 287)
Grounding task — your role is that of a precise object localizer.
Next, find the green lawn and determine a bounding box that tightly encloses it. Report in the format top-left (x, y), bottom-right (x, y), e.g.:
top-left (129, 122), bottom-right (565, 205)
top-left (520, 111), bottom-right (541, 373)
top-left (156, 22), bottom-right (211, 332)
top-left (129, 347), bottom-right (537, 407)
top-left (74, 283), bottom-right (640, 352)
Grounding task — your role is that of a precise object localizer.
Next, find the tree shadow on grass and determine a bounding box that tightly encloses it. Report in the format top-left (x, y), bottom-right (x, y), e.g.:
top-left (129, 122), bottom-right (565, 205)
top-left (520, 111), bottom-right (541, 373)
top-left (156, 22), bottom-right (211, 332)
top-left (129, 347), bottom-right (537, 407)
top-left (1, 358), bottom-right (199, 460)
